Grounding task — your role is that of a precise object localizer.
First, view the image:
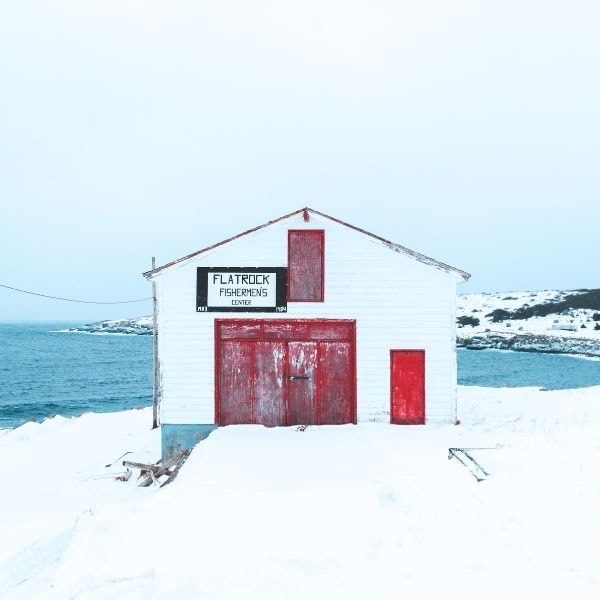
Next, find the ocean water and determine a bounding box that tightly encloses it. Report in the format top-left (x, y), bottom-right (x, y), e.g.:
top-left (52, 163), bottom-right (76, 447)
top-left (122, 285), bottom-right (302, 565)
top-left (0, 322), bottom-right (151, 429)
top-left (1, 323), bottom-right (599, 429)
top-left (457, 348), bottom-right (600, 389)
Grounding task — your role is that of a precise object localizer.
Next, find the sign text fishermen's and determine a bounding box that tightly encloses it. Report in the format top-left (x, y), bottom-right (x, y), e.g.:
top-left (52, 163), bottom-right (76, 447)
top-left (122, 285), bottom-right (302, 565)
top-left (196, 267), bottom-right (287, 312)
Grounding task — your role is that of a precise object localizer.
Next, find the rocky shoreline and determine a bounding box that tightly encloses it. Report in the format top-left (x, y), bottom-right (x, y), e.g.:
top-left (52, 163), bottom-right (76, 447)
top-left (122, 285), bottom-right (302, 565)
top-left (66, 318), bottom-right (152, 336)
top-left (457, 331), bottom-right (600, 358)
top-left (69, 316), bottom-right (600, 357)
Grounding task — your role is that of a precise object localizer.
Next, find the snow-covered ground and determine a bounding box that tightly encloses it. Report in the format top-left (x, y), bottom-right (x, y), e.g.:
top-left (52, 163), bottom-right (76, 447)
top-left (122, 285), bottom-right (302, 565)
top-left (1, 386), bottom-right (600, 599)
top-left (458, 289), bottom-right (600, 337)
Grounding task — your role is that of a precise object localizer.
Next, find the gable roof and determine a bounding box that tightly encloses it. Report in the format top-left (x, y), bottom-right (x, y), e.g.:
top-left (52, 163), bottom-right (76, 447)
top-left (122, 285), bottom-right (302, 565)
top-left (143, 207), bottom-right (470, 281)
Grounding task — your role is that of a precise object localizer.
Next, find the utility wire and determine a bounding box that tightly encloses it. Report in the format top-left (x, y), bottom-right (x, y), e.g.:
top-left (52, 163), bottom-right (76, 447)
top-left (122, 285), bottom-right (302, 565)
top-left (0, 283), bottom-right (151, 304)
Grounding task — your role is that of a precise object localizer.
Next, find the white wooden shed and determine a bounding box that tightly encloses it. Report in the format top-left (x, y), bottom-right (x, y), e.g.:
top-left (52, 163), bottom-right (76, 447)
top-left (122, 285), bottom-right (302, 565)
top-left (143, 208), bottom-right (470, 458)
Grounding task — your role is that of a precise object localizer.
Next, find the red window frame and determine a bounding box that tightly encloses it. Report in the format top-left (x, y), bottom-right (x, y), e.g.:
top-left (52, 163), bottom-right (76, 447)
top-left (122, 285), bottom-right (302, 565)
top-left (287, 229), bottom-right (325, 302)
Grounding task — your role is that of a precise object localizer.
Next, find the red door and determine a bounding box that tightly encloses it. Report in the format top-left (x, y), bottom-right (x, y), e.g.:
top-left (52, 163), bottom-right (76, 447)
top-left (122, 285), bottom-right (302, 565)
top-left (217, 341), bottom-right (253, 425)
top-left (286, 342), bottom-right (317, 424)
top-left (215, 320), bottom-right (356, 426)
top-left (390, 350), bottom-right (425, 424)
top-left (254, 341), bottom-right (286, 427)
top-left (318, 341), bottom-right (354, 424)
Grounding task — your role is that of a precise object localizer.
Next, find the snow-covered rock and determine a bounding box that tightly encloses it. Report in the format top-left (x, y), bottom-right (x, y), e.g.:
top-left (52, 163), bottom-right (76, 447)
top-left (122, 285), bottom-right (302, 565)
top-left (66, 316), bottom-right (153, 335)
top-left (457, 288), bottom-right (600, 357)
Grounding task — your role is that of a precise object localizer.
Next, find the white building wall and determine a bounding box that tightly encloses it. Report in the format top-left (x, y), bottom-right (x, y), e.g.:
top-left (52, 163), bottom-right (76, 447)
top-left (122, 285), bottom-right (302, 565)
top-left (153, 212), bottom-right (460, 425)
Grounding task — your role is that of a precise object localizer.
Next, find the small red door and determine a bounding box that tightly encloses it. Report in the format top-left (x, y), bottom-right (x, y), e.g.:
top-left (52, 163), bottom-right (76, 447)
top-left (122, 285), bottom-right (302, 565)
top-left (390, 350), bottom-right (425, 424)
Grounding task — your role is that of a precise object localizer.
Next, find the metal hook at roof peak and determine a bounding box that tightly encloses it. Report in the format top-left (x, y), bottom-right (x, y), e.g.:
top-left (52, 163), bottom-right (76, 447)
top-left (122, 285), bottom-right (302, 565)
top-left (303, 208), bottom-right (310, 222)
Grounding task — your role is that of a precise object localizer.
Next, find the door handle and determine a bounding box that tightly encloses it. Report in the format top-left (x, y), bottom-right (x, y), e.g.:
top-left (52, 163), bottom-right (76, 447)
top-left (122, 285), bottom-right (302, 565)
top-left (287, 375), bottom-right (311, 381)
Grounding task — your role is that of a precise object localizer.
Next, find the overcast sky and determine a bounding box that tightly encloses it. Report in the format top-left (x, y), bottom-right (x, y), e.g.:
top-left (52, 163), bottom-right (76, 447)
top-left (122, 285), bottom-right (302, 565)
top-left (1, 1), bottom-right (599, 321)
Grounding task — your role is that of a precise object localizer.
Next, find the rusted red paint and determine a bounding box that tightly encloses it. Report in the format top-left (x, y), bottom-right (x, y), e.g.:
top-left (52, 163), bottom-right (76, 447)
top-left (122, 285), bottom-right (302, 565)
top-left (219, 321), bottom-right (262, 340)
top-left (254, 340), bottom-right (286, 427)
top-left (217, 319), bottom-right (354, 342)
top-left (318, 341), bottom-right (353, 424)
top-left (215, 319), bottom-right (356, 426)
top-left (217, 341), bottom-right (253, 425)
top-left (143, 208), bottom-right (470, 281)
top-left (287, 230), bottom-right (325, 302)
top-left (287, 341), bottom-right (318, 425)
top-left (390, 350), bottom-right (425, 424)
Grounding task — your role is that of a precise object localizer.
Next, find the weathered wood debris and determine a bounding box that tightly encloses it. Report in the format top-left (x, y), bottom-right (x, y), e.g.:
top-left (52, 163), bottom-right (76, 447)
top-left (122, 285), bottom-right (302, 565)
top-left (114, 469), bottom-right (132, 482)
top-left (448, 447), bottom-right (494, 482)
top-left (123, 449), bottom-right (191, 487)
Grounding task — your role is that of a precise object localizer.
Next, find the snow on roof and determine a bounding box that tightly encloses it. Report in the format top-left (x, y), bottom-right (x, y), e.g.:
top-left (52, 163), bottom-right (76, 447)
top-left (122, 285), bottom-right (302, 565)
top-left (143, 207), bottom-right (471, 281)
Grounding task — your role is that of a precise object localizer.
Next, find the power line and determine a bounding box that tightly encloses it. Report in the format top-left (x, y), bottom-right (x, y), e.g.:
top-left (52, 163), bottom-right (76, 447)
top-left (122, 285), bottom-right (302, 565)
top-left (0, 283), bottom-right (152, 305)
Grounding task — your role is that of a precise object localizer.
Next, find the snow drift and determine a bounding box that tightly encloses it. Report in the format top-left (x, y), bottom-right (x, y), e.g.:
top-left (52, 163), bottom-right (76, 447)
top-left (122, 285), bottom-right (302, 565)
top-left (1, 386), bottom-right (600, 599)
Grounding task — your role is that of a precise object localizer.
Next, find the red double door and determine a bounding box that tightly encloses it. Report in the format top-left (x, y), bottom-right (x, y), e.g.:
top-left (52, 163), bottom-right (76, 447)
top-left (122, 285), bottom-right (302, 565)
top-left (215, 319), bottom-right (356, 426)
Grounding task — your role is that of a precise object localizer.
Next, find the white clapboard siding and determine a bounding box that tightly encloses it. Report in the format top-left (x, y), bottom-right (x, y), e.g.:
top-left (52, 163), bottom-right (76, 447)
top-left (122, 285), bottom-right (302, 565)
top-left (153, 211), bottom-right (462, 425)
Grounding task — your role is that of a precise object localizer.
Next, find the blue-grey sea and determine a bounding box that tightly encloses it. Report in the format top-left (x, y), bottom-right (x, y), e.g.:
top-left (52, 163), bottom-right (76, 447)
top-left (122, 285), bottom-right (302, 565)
top-left (1, 322), bottom-right (599, 429)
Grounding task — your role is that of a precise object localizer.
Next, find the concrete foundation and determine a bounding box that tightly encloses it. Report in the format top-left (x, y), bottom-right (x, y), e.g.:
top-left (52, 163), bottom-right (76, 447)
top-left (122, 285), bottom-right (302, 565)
top-left (161, 424), bottom-right (217, 460)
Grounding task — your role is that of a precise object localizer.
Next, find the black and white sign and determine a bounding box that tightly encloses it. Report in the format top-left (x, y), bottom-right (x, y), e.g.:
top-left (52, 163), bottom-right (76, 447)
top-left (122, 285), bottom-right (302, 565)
top-left (196, 267), bottom-right (287, 312)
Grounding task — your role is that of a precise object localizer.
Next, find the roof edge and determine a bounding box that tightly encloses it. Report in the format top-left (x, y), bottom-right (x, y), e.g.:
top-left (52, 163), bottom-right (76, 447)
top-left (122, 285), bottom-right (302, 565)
top-left (307, 208), bottom-right (471, 281)
top-left (143, 206), bottom-right (470, 281)
top-left (143, 207), bottom-right (307, 278)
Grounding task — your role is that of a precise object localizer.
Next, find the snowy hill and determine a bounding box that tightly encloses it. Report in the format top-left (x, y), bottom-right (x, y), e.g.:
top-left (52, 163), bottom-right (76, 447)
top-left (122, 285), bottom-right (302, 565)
top-left (457, 289), bottom-right (600, 356)
top-left (68, 288), bottom-right (600, 356)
